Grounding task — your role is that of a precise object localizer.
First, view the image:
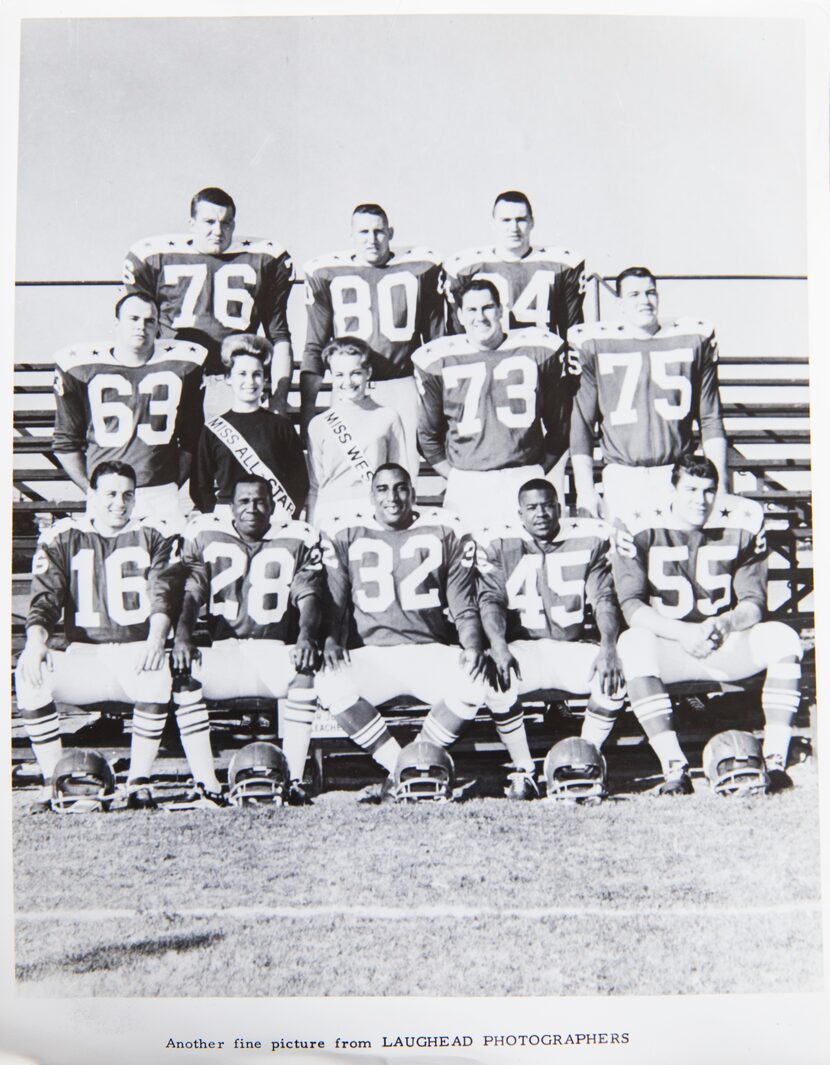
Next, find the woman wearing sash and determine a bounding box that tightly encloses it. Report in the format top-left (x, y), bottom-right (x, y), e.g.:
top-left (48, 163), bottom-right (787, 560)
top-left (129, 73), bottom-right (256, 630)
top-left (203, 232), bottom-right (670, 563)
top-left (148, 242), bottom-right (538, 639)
top-left (306, 337), bottom-right (409, 530)
top-left (190, 335), bottom-right (308, 519)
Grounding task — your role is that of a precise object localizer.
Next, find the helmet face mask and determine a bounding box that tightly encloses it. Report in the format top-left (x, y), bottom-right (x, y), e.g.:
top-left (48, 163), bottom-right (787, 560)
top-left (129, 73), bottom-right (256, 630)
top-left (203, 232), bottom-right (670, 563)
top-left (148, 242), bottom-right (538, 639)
top-left (703, 730), bottom-right (769, 797)
top-left (393, 741), bottom-right (454, 803)
top-left (228, 742), bottom-right (290, 807)
top-left (51, 750), bottom-right (116, 813)
top-left (544, 738), bottom-right (607, 806)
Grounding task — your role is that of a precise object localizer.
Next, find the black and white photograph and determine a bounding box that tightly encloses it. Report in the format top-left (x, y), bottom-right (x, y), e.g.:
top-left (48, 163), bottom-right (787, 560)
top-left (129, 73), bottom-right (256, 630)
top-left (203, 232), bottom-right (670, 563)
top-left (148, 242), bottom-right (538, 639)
top-left (1, 1), bottom-right (828, 1062)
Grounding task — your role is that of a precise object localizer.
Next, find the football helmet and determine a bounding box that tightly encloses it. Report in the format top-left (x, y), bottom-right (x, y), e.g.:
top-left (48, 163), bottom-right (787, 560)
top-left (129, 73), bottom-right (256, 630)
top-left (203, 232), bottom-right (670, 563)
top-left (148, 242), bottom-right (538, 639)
top-left (227, 742), bottom-right (290, 806)
top-left (702, 730), bottom-right (769, 797)
top-left (51, 749), bottom-right (116, 813)
top-left (393, 740), bottom-right (454, 803)
top-left (544, 737), bottom-right (607, 805)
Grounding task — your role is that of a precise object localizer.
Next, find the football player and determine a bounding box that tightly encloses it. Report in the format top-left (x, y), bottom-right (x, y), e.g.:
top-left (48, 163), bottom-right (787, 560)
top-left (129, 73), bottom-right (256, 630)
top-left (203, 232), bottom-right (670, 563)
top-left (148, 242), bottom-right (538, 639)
top-left (123, 187), bottom-right (294, 417)
top-left (171, 476), bottom-right (325, 803)
top-left (189, 334), bottom-right (308, 519)
top-left (316, 464), bottom-right (487, 787)
top-left (613, 455), bottom-right (802, 794)
top-left (413, 278), bottom-right (573, 529)
top-left (52, 293), bottom-right (205, 531)
top-left (444, 190), bottom-right (586, 339)
top-left (476, 479), bottom-right (624, 798)
top-left (570, 266), bottom-right (727, 524)
top-left (14, 461), bottom-right (222, 811)
top-left (299, 203), bottom-right (445, 472)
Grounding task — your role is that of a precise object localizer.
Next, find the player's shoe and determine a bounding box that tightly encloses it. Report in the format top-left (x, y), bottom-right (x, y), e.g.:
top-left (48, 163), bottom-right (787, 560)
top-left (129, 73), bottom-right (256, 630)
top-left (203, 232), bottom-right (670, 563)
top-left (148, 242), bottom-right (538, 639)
top-left (165, 781), bottom-right (228, 811)
top-left (287, 779), bottom-right (313, 806)
top-left (358, 776), bottom-right (397, 804)
top-left (125, 777), bottom-right (157, 811)
top-left (504, 768), bottom-right (540, 801)
top-left (29, 784), bottom-right (53, 814)
top-left (765, 754), bottom-right (793, 793)
top-left (658, 762), bottom-right (694, 796)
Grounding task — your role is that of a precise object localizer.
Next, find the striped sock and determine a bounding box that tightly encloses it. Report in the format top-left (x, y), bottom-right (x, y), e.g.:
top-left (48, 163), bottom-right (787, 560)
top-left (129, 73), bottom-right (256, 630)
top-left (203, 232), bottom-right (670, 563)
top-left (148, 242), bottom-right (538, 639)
top-left (281, 685), bottom-right (317, 780)
top-left (491, 705), bottom-right (534, 774)
top-left (334, 698), bottom-right (401, 771)
top-left (762, 660), bottom-right (802, 761)
top-left (128, 705), bottom-right (168, 781)
top-left (581, 697), bottom-right (623, 750)
top-left (173, 685), bottom-right (220, 790)
top-left (629, 690), bottom-right (684, 772)
top-left (22, 703), bottom-right (62, 782)
top-left (420, 700), bottom-right (476, 748)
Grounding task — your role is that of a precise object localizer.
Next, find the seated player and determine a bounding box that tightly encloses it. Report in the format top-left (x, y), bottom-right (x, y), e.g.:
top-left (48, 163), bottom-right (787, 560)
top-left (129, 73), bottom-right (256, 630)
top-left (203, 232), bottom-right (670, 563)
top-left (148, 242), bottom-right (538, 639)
top-left (569, 266), bottom-right (727, 524)
top-left (52, 293), bottom-right (206, 531)
top-left (475, 479), bottom-right (625, 798)
top-left (189, 334), bottom-right (308, 519)
top-left (306, 337), bottom-right (409, 529)
top-left (123, 186), bottom-right (294, 417)
top-left (613, 455), bottom-right (803, 794)
top-left (413, 279), bottom-right (574, 529)
top-left (172, 475), bottom-right (325, 803)
top-left (14, 461), bottom-right (222, 811)
top-left (316, 464), bottom-right (488, 790)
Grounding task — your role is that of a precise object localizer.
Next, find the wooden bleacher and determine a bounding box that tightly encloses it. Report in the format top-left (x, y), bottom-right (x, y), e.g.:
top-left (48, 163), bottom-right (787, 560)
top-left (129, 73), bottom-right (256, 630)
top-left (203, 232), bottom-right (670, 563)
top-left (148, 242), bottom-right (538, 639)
top-left (10, 274), bottom-right (815, 788)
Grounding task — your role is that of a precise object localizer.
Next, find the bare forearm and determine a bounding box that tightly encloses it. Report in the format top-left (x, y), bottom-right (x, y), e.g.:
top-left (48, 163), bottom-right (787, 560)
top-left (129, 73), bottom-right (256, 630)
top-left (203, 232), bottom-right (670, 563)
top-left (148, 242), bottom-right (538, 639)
top-left (702, 435), bottom-right (728, 488)
top-left (299, 371), bottom-right (323, 432)
top-left (627, 602), bottom-right (693, 643)
top-left (55, 451), bottom-right (89, 492)
top-left (270, 341), bottom-right (293, 407)
top-left (571, 452), bottom-right (596, 497)
top-left (297, 596), bottom-right (322, 644)
top-left (721, 601), bottom-right (762, 633)
top-left (594, 600), bottom-right (622, 646)
top-left (480, 601), bottom-right (510, 652)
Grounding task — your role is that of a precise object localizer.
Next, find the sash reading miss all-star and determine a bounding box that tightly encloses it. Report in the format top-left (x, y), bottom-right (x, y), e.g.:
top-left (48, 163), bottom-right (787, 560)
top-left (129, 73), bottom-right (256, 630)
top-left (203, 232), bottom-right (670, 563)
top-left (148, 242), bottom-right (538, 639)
top-left (205, 415), bottom-right (296, 515)
top-left (320, 408), bottom-right (374, 483)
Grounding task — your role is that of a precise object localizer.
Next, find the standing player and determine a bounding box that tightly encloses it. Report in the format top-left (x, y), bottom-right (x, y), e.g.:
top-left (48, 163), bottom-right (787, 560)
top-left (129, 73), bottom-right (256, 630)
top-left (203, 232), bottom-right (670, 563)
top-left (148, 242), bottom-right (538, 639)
top-left (123, 187), bottom-right (294, 416)
top-left (52, 293), bottom-right (206, 530)
top-left (413, 279), bottom-right (572, 528)
top-left (172, 476), bottom-right (325, 801)
top-left (613, 455), bottom-right (802, 794)
top-left (444, 190), bottom-right (585, 339)
top-left (14, 461), bottom-right (222, 811)
top-left (300, 203), bottom-right (444, 472)
top-left (475, 480), bottom-right (624, 798)
top-left (189, 334), bottom-right (308, 519)
top-left (306, 337), bottom-right (408, 529)
top-left (570, 266), bottom-right (727, 524)
top-left (316, 464), bottom-right (487, 787)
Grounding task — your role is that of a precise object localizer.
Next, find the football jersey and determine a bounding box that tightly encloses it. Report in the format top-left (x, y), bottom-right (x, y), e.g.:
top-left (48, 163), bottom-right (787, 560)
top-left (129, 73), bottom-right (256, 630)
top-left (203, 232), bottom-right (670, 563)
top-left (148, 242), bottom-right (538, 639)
top-left (412, 328), bottom-right (570, 471)
top-left (569, 318), bottom-right (725, 467)
top-left (301, 248), bottom-right (445, 381)
top-left (322, 507), bottom-right (477, 647)
top-left (123, 234), bottom-right (294, 374)
top-left (611, 495), bottom-right (767, 624)
top-left (444, 244), bottom-right (585, 337)
top-left (52, 340), bottom-right (206, 488)
top-left (181, 511), bottom-right (324, 642)
top-left (27, 515), bottom-right (178, 645)
top-left (475, 518), bottom-right (615, 642)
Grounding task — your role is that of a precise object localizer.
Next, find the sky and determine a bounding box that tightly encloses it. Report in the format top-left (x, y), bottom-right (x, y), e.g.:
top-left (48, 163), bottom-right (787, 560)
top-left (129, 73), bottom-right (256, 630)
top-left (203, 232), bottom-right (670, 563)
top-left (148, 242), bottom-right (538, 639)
top-left (14, 13), bottom-right (808, 361)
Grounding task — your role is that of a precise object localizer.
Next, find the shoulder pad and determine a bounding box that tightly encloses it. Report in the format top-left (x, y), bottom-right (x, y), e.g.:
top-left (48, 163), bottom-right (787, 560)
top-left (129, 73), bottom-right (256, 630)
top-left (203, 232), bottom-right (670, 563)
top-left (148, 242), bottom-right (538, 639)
top-left (532, 246), bottom-right (584, 268)
top-left (152, 339), bottom-right (207, 366)
top-left (324, 508), bottom-right (380, 537)
top-left (443, 246), bottom-right (496, 275)
top-left (624, 504), bottom-right (680, 537)
top-left (663, 317), bottom-right (716, 340)
top-left (265, 518), bottom-right (319, 547)
top-left (704, 495), bottom-right (764, 535)
top-left (555, 517), bottom-right (611, 543)
top-left (182, 511), bottom-right (226, 541)
top-left (302, 250), bottom-right (353, 276)
top-left (392, 247), bottom-right (442, 266)
top-left (135, 515), bottom-right (174, 538)
top-left (412, 507), bottom-right (463, 534)
top-left (501, 327), bottom-right (565, 353)
top-left (411, 335), bottom-right (474, 371)
top-left (473, 522), bottom-right (531, 548)
top-left (128, 234), bottom-right (194, 259)
top-left (567, 321), bottom-right (610, 345)
top-left (37, 515), bottom-right (84, 547)
top-left (54, 343), bottom-right (114, 372)
top-left (225, 236), bottom-right (287, 257)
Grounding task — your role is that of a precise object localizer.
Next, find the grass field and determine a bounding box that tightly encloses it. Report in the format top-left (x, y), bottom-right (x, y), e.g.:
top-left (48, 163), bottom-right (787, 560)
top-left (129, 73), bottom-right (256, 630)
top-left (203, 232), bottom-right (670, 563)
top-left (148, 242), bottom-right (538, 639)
top-left (12, 759), bottom-right (822, 998)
